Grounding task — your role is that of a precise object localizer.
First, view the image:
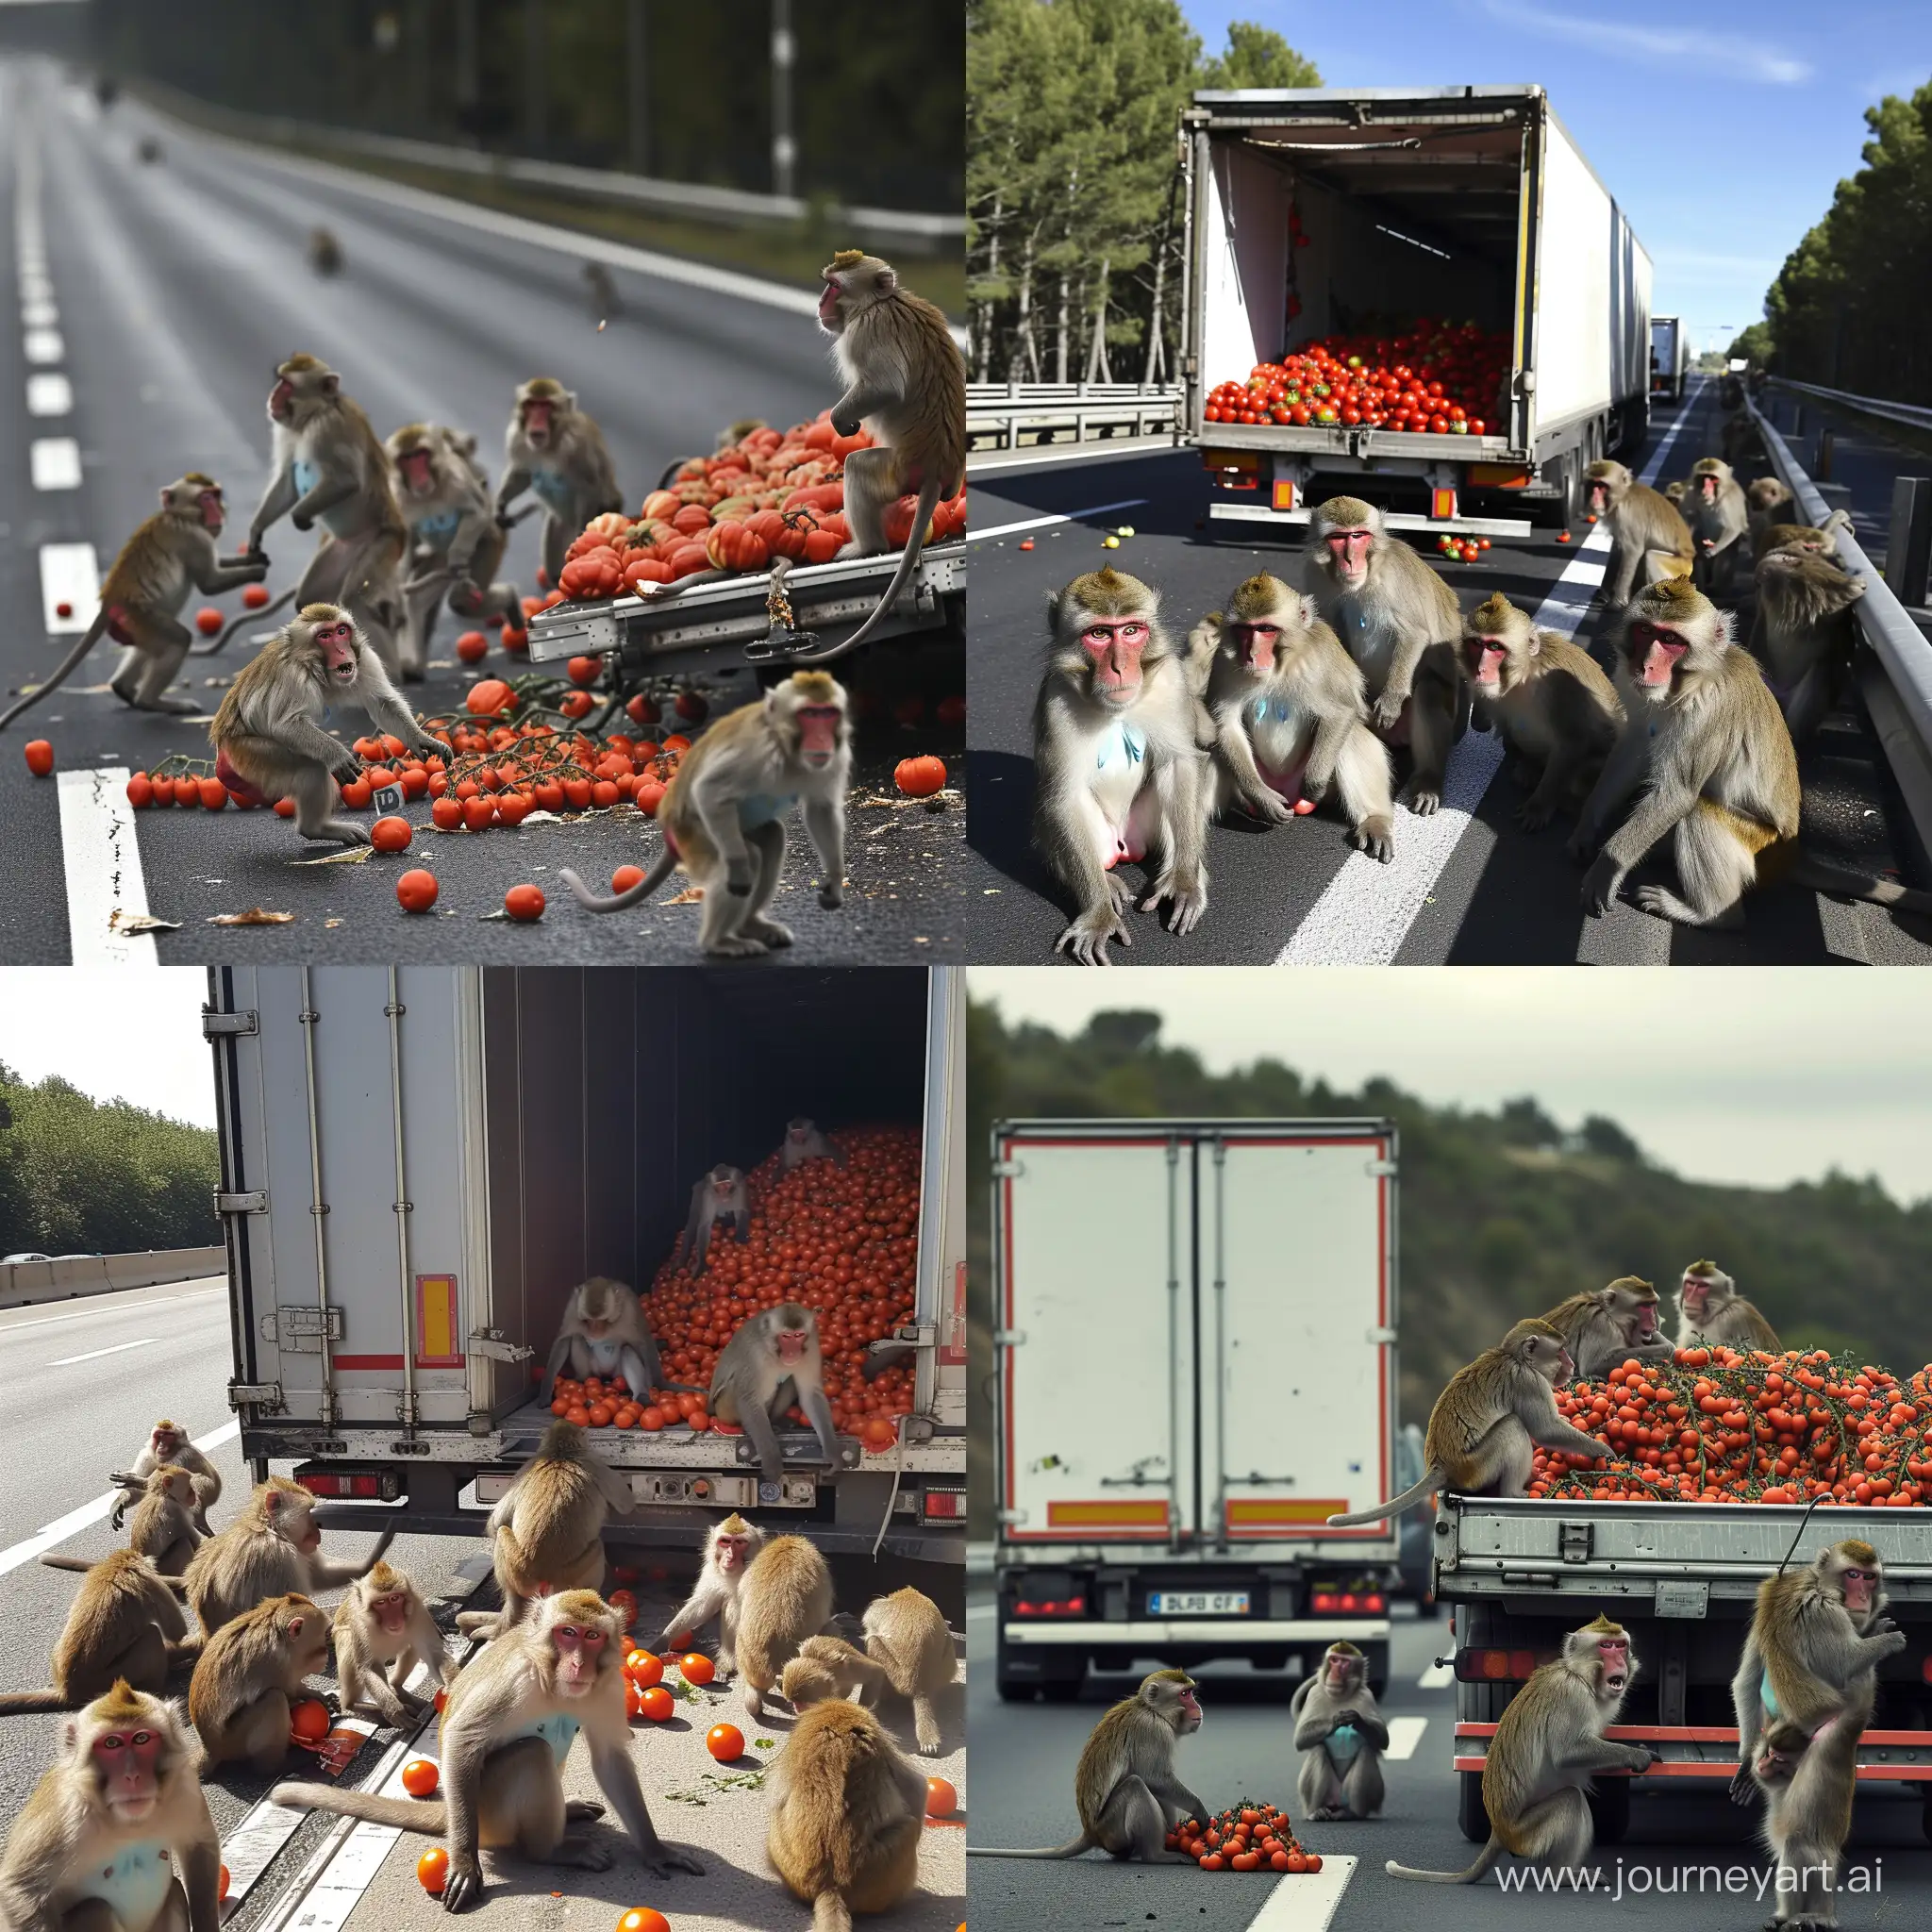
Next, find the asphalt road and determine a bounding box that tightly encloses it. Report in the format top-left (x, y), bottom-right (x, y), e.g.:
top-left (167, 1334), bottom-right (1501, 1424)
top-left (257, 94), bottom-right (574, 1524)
top-left (964, 382), bottom-right (1932, 965)
top-left (0, 1278), bottom-right (965, 1932)
top-left (0, 64), bottom-right (967, 965)
top-left (966, 1590), bottom-right (1932, 1931)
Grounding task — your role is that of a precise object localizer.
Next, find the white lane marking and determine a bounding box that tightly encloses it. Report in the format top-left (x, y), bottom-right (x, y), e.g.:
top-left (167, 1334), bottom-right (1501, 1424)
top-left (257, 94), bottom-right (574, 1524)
top-left (23, 326), bottom-right (62, 362)
top-left (58, 768), bottom-right (158, 967)
top-left (1278, 382), bottom-right (1707, 965)
top-left (0, 1288), bottom-right (225, 1333)
top-left (40, 541), bottom-right (99, 632)
top-left (21, 298), bottom-right (57, 327)
top-left (1246, 1854), bottom-right (1356, 1930)
top-left (1417, 1658), bottom-right (1455, 1690)
top-left (1385, 1715), bottom-right (1429, 1760)
top-left (971, 498), bottom-right (1150, 541)
top-left (47, 1337), bottom-right (158, 1366)
top-left (29, 436), bottom-right (81, 489)
top-left (0, 1421), bottom-right (239, 1578)
top-left (26, 371), bottom-right (72, 415)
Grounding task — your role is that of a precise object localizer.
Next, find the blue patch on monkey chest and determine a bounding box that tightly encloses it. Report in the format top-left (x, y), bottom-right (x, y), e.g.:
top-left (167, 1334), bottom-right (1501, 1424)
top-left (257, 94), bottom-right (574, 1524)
top-left (413, 507), bottom-right (463, 544)
top-left (506, 1713), bottom-right (580, 1764)
top-left (738, 792), bottom-right (797, 829)
top-left (531, 469), bottom-right (575, 516)
top-left (1327, 1723), bottom-right (1362, 1765)
top-left (292, 458), bottom-right (322, 496)
top-left (582, 1334), bottom-right (624, 1374)
top-left (1253, 697), bottom-right (1297, 724)
top-left (1761, 1678), bottom-right (1780, 1718)
top-left (1096, 722), bottom-right (1145, 772)
top-left (78, 1840), bottom-right (173, 1927)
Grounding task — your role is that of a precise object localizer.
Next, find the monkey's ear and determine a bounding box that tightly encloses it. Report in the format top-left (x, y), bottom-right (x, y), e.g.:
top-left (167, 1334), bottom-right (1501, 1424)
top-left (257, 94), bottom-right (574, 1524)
top-left (158, 488), bottom-right (172, 510)
top-left (874, 268), bottom-right (897, 294)
top-left (288, 1615), bottom-right (307, 1638)
top-left (321, 373), bottom-right (340, 396)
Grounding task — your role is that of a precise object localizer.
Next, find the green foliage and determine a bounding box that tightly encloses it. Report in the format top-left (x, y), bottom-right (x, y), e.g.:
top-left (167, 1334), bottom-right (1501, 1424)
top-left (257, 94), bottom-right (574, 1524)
top-left (1198, 22), bottom-right (1321, 92)
top-left (1727, 323), bottom-right (1774, 368)
top-left (0, 1063), bottom-right (218, 1257)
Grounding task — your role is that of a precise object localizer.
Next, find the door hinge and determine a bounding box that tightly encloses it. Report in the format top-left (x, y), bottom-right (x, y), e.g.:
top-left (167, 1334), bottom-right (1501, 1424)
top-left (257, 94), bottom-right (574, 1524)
top-left (467, 1329), bottom-right (535, 1364)
top-left (229, 1379), bottom-right (283, 1408)
top-left (993, 1328), bottom-right (1026, 1348)
top-left (274, 1307), bottom-right (343, 1352)
top-left (216, 1190), bottom-right (267, 1215)
top-left (1366, 1158), bottom-right (1397, 1178)
top-left (1367, 1325), bottom-right (1397, 1345)
top-left (996, 1507), bottom-right (1029, 1526)
top-left (1559, 1521), bottom-right (1593, 1563)
top-left (991, 1159), bottom-right (1024, 1179)
top-left (201, 1008), bottom-right (258, 1038)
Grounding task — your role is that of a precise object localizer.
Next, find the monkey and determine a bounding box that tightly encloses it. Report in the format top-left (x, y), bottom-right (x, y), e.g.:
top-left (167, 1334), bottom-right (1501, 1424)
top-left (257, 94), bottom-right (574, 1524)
top-left (1198, 574), bottom-right (1396, 860)
top-left (1302, 496), bottom-right (1467, 814)
top-left (1291, 1640), bottom-right (1389, 1822)
top-left (386, 423), bottom-right (521, 678)
top-left (1758, 508), bottom-right (1855, 561)
top-left (735, 1535), bottom-right (834, 1722)
top-left (968, 1668), bottom-right (1207, 1861)
top-left (1685, 457), bottom-right (1752, 595)
top-left (0, 1680), bottom-right (223, 1932)
top-left (109, 1419), bottom-right (223, 1535)
top-left (678, 1164), bottom-right (751, 1276)
top-left (1388, 1614), bottom-right (1652, 1883)
top-left (0, 474), bottom-right (267, 730)
top-left (247, 354), bottom-right (410, 674)
top-left (782, 1589), bottom-right (956, 1755)
top-left (1584, 459), bottom-right (1696, 607)
top-left (1676, 1259), bottom-right (1781, 1351)
top-left (1327, 1319), bottom-right (1607, 1525)
top-left (494, 377), bottom-right (624, 586)
top-left (654, 1513), bottom-right (769, 1674)
top-left (539, 1275), bottom-right (688, 1407)
top-left (778, 1635), bottom-right (879, 1712)
top-left (1539, 1276), bottom-right (1675, 1380)
top-left (188, 1592), bottom-right (332, 1774)
top-left (180, 1474), bottom-right (396, 1639)
top-left (1749, 547), bottom-right (1865, 744)
top-left (766, 1699), bottom-right (929, 1932)
top-left (307, 226), bottom-right (342, 277)
top-left (0, 1552), bottom-right (198, 1716)
top-left (1460, 591), bottom-right (1624, 831)
top-left (1730, 1541), bottom-right (1904, 1811)
top-left (273, 1591), bottom-right (703, 1910)
top-left (582, 261), bottom-right (621, 323)
top-left (1748, 475), bottom-right (1795, 555)
top-left (815, 250), bottom-right (966, 653)
top-left (1572, 577), bottom-right (1932, 928)
top-left (208, 603), bottom-right (442, 844)
top-left (1031, 568), bottom-right (1211, 964)
top-left (1751, 1699), bottom-right (1870, 1930)
top-left (780, 1118), bottom-right (846, 1170)
top-left (1662, 478), bottom-right (1690, 508)
top-left (559, 671), bottom-right (851, 957)
top-left (126, 1468), bottom-right (205, 1578)
top-left (709, 1303), bottom-right (842, 1491)
top-left (334, 1559), bottom-right (454, 1727)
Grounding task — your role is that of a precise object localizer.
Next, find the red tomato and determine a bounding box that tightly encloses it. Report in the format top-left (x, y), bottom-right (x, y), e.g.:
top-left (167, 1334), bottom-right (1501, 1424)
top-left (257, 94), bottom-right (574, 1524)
top-left (706, 1722), bottom-right (745, 1761)
top-left (125, 772), bottom-right (153, 807)
top-left (636, 1685), bottom-right (674, 1722)
top-left (625, 1649), bottom-right (665, 1688)
top-left (23, 740), bottom-right (53, 777)
top-left (611, 864), bottom-right (645, 893)
top-left (925, 1776), bottom-right (958, 1817)
top-left (894, 755), bottom-right (946, 797)
top-left (417, 1847), bottom-right (449, 1894)
top-left (289, 1700), bottom-right (330, 1742)
top-left (396, 869), bottom-right (439, 912)
top-left (401, 1758), bottom-right (439, 1796)
top-left (504, 883), bottom-right (545, 922)
top-left (371, 816), bottom-right (411, 853)
top-left (615, 1911), bottom-right (670, 1932)
top-left (678, 1653), bottom-right (715, 1686)
top-left (194, 607), bottom-right (223, 636)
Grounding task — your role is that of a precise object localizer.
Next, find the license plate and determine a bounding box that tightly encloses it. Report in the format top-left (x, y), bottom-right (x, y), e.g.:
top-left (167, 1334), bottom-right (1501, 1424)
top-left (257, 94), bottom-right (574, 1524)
top-left (1149, 1591), bottom-right (1249, 1616)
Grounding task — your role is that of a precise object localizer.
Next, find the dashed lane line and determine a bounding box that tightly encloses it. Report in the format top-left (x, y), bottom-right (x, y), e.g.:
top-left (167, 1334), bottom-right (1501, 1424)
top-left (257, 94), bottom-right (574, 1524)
top-left (28, 435), bottom-right (79, 489)
top-left (47, 1337), bottom-right (158, 1366)
top-left (1417, 1658), bottom-right (1455, 1690)
top-left (38, 540), bottom-right (99, 631)
top-left (1386, 1715), bottom-right (1429, 1760)
top-left (22, 325), bottom-right (61, 361)
top-left (1244, 1853), bottom-right (1356, 1931)
top-left (25, 371), bottom-right (71, 414)
top-left (971, 498), bottom-right (1151, 541)
top-left (57, 766), bottom-right (158, 967)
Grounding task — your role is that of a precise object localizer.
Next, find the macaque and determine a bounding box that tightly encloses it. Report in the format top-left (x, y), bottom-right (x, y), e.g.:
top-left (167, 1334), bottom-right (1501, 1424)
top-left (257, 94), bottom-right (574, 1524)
top-left (815, 251), bottom-right (966, 651)
top-left (1388, 1616), bottom-right (1652, 1882)
top-left (334, 1558), bottom-right (454, 1726)
top-left (779, 1635), bottom-right (877, 1711)
top-left (766, 1700), bottom-right (929, 1928)
top-left (1750, 547), bottom-right (1864, 743)
top-left (582, 261), bottom-right (621, 323)
top-left (783, 1591), bottom-right (955, 1757)
top-left (208, 603), bottom-right (441, 842)
top-left (655, 1513), bottom-right (768, 1673)
top-left (1758, 508), bottom-right (1855, 561)
top-left (1292, 1641), bottom-right (1389, 1821)
top-left (0, 474), bottom-right (267, 728)
top-left (0, 1551), bottom-right (197, 1715)
top-left (780, 1118), bottom-right (845, 1169)
top-left (559, 672), bottom-right (851, 957)
top-left (709, 1303), bottom-right (841, 1490)
top-left (1303, 496), bottom-right (1466, 813)
top-left (274, 1591), bottom-right (703, 1910)
top-left (1663, 479), bottom-right (1690, 508)
top-left (1676, 1259), bottom-right (1781, 1351)
top-left (1747, 475), bottom-right (1795, 556)
top-left (735, 1535), bottom-right (834, 1722)
top-left (307, 226), bottom-right (342, 276)
top-left (387, 423), bottom-right (521, 678)
top-left (1540, 1276), bottom-right (1674, 1380)
top-left (1751, 1702), bottom-right (1868, 1929)
top-left (188, 1591), bottom-right (333, 1773)
top-left (681, 1164), bottom-right (750, 1275)
top-left (1685, 457), bottom-right (1751, 595)
top-left (1031, 568), bottom-right (1211, 964)
top-left (1460, 591), bottom-right (1623, 831)
top-left (0, 1681), bottom-right (222, 1932)
top-left (109, 1418), bottom-right (222, 1534)
top-left (1327, 1319), bottom-right (1606, 1524)
top-left (1197, 575), bottom-right (1395, 860)
top-left (540, 1275), bottom-right (685, 1406)
top-left (127, 1467), bottom-right (205, 1577)
top-left (968, 1669), bottom-right (1206, 1861)
top-left (1585, 459), bottom-right (1695, 607)
top-left (495, 377), bottom-right (624, 584)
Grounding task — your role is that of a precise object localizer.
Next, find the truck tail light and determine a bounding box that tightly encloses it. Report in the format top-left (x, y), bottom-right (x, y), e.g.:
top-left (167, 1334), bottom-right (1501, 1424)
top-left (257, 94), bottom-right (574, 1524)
top-left (1012, 1596), bottom-right (1087, 1617)
top-left (295, 1469), bottom-right (401, 1501)
top-left (1456, 1647), bottom-right (1538, 1681)
top-left (1310, 1589), bottom-right (1387, 1615)
top-left (921, 1488), bottom-right (965, 1524)
top-left (1430, 487), bottom-right (1457, 520)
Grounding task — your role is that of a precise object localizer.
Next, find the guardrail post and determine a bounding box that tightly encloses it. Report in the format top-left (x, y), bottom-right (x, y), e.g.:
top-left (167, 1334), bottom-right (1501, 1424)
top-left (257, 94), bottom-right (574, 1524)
top-left (1816, 428), bottom-right (1835, 481)
top-left (1791, 403), bottom-right (1806, 438)
top-left (1889, 477), bottom-right (1932, 607)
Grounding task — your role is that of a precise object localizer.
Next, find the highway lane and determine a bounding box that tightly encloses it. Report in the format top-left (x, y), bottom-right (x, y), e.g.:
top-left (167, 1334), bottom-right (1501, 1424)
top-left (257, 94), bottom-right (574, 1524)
top-left (964, 382), bottom-right (1932, 965)
top-left (0, 66), bottom-right (967, 964)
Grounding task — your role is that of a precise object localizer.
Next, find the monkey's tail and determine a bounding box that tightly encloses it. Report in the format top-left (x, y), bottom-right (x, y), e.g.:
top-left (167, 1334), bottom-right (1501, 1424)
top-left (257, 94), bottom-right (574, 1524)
top-left (1791, 854), bottom-right (1932, 918)
top-left (270, 1783), bottom-right (448, 1833)
top-left (0, 609), bottom-right (108, 730)
top-left (965, 1833), bottom-right (1096, 1859)
top-left (0, 1686), bottom-right (70, 1714)
top-left (1387, 1835), bottom-right (1503, 1885)
top-left (196, 585), bottom-right (294, 656)
top-left (38, 1554), bottom-right (97, 1574)
top-left (1326, 1467), bottom-right (1443, 1527)
top-left (560, 843), bottom-right (678, 914)
top-left (832, 474), bottom-right (946, 655)
top-left (811, 1894), bottom-right (853, 1932)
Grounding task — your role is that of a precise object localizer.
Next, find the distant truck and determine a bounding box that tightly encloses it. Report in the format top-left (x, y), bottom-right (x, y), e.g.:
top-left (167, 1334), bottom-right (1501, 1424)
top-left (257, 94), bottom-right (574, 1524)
top-left (1181, 85), bottom-right (1652, 539)
top-left (1651, 315), bottom-right (1689, 402)
top-left (991, 1117), bottom-right (1401, 1699)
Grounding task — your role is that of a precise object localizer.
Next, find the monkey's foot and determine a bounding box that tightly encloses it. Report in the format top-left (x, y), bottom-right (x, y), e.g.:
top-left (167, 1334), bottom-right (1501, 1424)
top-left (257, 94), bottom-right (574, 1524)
top-left (309, 820), bottom-right (373, 847)
top-left (563, 1799), bottom-right (606, 1823)
top-left (1354, 818), bottom-right (1395, 864)
top-left (544, 1833), bottom-right (614, 1872)
top-left (1634, 884), bottom-right (1744, 929)
top-left (112, 680), bottom-right (201, 716)
top-left (744, 916), bottom-right (793, 948)
top-left (1516, 798), bottom-right (1557, 833)
top-left (1310, 1805), bottom-right (1349, 1822)
top-left (1405, 783), bottom-right (1443, 816)
top-left (703, 935), bottom-right (769, 958)
top-left (642, 1847), bottom-right (706, 1878)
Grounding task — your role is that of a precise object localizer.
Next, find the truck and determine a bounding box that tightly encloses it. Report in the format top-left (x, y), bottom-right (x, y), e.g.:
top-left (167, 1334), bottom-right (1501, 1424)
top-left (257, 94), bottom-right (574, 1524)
top-left (991, 1117), bottom-right (1401, 1700)
top-left (1181, 86), bottom-right (1652, 540)
top-left (1651, 314), bottom-right (1689, 402)
top-left (203, 964), bottom-right (967, 1567)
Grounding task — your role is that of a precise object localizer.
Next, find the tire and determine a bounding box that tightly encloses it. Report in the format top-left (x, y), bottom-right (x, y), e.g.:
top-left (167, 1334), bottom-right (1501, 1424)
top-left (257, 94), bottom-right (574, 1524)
top-left (1040, 1674), bottom-right (1082, 1703)
top-left (1588, 1776), bottom-right (1630, 1844)
top-left (1457, 1769), bottom-right (1491, 1841)
top-left (1920, 1789), bottom-right (1932, 1843)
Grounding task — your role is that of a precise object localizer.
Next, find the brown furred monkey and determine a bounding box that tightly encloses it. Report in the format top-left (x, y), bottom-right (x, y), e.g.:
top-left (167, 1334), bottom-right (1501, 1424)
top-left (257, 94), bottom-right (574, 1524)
top-left (273, 1591), bottom-right (704, 1911)
top-left (1585, 459), bottom-right (1695, 606)
top-left (0, 1681), bottom-right (223, 1932)
top-left (126, 1467), bottom-right (205, 1577)
top-left (1032, 568), bottom-right (1211, 964)
top-left (334, 1559), bottom-right (455, 1726)
top-left (1291, 1641), bottom-right (1389, 1822)
top-left (1684, 456), bottom-right (1751, 595)
top-left (816, 250), bottom-right (966, 653)
top-left (655, 1514), bottom-right (769, 1674)
top-left (968, 1669), bottom-right (1207, 1861)
top-left (1676, 1259), bottom-right (1781, 1352)
top-left (1749, 547), bottom-right (1865, 744)
top-left (494, 377), bottom-right (624, 586)
top-left (1747, 475), bottom-right (1796, 556)
top-left (539, 1275), bottom-right (691, 1407)
top-left (109, 1418), bottom-right (223, 1535)
top-left (1460, 591), bottom-right (1623, 831)
top-left (559, 672), bottom-right (851, 957)
top-left (1758, 508), bottom-right (1855, 562)
top-left (681, 1165), bottom-right (751, 1276)
top-left (208, 603), bottom-right (441, 844)
top-left (387, 423), bottom-right (521, 679)
top-left (709, 1303), bottom-right (842, 1490)
top-left (1539, 1276), bottom-right (1674, 1380)
top-left (1751, 1697), bottom-right (1870, 1930)
top-left (782, 1589), bottom-right (956, 1756)
top-left (0, 1551), bottom-right (198, 1716)
top-left (0, 473), bottom-right (267, 729)
top-left (1302, 496), bottom-right (1467, 814)
top-left (780, 1118), bottom-right (846, 1169)
top-left (1198, 575), bottom-right (1397, 861)
top-left (1388, 1615), bottom-right (1652, 1883)
top-left (188, 1592), bottom-right (333, 1774)
top-left (1326, 1319), bottom-right (1607, 1525)
top-left (735, 1535), bottom-right (835, 1721)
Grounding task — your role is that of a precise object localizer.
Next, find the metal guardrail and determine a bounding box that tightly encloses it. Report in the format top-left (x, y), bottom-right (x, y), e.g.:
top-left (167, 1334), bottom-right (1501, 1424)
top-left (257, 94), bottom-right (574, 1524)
top-left (967, 380), bottom-right (1182, 452)
top-left (1771, 375), bottom-right (1932, 436)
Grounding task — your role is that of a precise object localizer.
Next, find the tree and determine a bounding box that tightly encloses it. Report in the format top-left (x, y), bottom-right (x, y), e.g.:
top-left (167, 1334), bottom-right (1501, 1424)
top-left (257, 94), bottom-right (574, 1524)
top-left (1198, 21), bottom-right (1320, 91)
top-left (1726, 323), bottom-right (1774, 368)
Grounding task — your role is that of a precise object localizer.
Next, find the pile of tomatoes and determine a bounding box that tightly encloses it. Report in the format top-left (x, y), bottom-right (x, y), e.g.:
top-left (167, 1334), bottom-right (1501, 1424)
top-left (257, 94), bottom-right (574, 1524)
top-left (1205, 320), bottom-right (1509, 436)
top-left (1170, 1800), bottom-right (1321, 1873)
top-left (549, 1373), bottom-right (708, 1434)
top-left (1532, 1348), bottom-right (1932, 1506)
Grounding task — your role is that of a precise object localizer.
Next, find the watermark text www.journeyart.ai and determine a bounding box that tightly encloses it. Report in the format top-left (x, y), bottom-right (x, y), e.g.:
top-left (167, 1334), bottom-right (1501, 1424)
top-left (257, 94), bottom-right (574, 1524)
top-left (1497, 1858), bottom-right (1884, 1901)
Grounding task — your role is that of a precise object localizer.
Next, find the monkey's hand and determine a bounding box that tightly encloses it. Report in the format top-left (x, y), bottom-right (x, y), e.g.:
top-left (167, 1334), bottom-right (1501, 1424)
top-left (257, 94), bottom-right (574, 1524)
top-left (440, 1850), bottom-right (485, 1912)
top-left (1241, 789), bottom-right (1294, 825)
top-left (1054, 906), bottom-right (1130, 967)
top-left (1300, 770), bottom-right (1329, 808)
top-left (832, 412), bottom-right (862, 438)
top-left (1581, 850), bottom-right (1624, 916)
top-left (1516, 795), bottom-right (1557, 833)
top-left (1728, 1763), bottom-right (1758, 1807)
top-left (818, 878), bottom-right (844, 910)
top-left (291, 509), bottom-right (314, 533)
top-left (1624, 1745), bottom-right (1657, 1774)
top-left (1372, 687), bottom-right (1410, 733)
top-left (447, 581), bottom-right (485, 616)
top-left (330, 753), bottom-right (364, 788)
top-left (641, 1845), bottom-right (705, 1878)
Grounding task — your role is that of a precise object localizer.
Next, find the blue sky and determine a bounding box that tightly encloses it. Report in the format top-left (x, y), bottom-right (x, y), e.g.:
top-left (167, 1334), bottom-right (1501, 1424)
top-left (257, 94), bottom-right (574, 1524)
top-left (1184, 2), bottom-right (1932, 354)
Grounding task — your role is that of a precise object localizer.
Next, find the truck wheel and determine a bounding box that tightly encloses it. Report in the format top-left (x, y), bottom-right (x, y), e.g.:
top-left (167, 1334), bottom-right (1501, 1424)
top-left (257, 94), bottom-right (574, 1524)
top-left (1920, 1789), bottom-right (1932, 1843)
top-left (1040, 1673), bottom-right (1082, 1703)
top-left (1588, 1777), bottom-right (1630, 1844)
top-left (1457, 1770), bottom-right (1491, 1842)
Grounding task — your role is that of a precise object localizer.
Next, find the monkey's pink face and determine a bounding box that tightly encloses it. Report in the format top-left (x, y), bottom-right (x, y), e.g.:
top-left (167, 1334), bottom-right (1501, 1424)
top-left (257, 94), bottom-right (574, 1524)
top-left (153, 1430), bottom-right (183, 1459)
top-left (796, 703), bottom-right (844, 768)
top-left (774, 1324), bottom-right (809, 1364)
top-left (92, 1726), bottom-right (162, 1820)
top-left (717, 1535), bottom-right (750, 1574)
top-left (1757, 1740), bottom-right (1796, 1781)
top-left (1680, 1274), bottom-right (1709, 1314)
top-left (1324, 528), bottom-right (1373, 584)
top-left (317, 620), bottom-right (359, 685)
top-left (268, 378), bottom-right (294, 424)
top-left (1174, 1686), bottom-right (1203, 1733)
top-left (817, 274), bottom-right (845, 331)
top-left (1632, 1300), bottom-right (1657, 1340)
top-left (1324, 1656), bottom-right (1355, 1692)
top-left (1627, 620), bottom-right (1688, 691)
top-left (398, 449), bottom-right (437, 498)
top-left (1464, 635), bottom-right (1507, 689)
top-left (714, 1175), bottom-right (737, 1203)
top-left (190, 489), bottom-right (225, 534)
top-left (522, 399), bottom-right (554, 447)
top-left (1840, 1566), bottom-right (1875, 1613)
top-left (372, 1591), bottom-right (410, 1634)
top-left (552, 1624), bottom-right (606, 1695)
top-left (1081, 618), bottom-right (1148, 705)
top-left (1228, 620), bottom-right (1280, 673)
top-left (581, 1314), bottom-right (612, 1340)
top-left (1699, 475), bottom-right (1720, 503)
top-left (1588, 482), bottom-right (1609, 515)
top-left (1596, 1637), bottom-right (1630, 1693)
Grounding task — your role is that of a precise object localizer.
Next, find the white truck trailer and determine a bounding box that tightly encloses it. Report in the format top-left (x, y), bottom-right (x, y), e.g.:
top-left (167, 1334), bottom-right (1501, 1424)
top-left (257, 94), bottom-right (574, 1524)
top-left (1182, 86), bottom-right (1652, 538)
top-left (991, 1117), bottom-right (1400, 1699)
top-left (1651, 314), bottom-right (1689, 402)
top-left (204, 965), bottom-right (967, 1566)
